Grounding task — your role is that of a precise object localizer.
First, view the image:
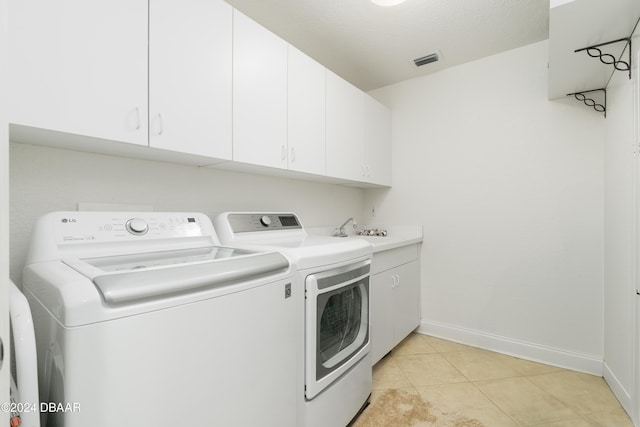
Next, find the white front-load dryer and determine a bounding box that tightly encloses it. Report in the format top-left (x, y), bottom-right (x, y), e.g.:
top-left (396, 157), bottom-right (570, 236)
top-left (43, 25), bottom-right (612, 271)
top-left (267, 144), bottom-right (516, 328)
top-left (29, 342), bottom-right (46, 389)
top-left (214, 212), bottom-right (373, 427)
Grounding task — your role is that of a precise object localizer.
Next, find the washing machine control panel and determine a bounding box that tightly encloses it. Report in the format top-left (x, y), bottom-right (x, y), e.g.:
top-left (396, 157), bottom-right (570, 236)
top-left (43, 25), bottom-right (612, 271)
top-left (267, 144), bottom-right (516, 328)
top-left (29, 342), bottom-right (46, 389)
top-left (125, 218), bottom-right (149, 235)
top-left (52, 212), bottom-right (212, 244)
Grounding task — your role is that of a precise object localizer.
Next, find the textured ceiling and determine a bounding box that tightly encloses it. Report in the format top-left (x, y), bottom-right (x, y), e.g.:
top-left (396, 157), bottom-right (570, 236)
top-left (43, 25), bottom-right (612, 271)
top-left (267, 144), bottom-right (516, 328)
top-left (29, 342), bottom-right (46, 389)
top-left (224, 0), bottom-right (550, 91)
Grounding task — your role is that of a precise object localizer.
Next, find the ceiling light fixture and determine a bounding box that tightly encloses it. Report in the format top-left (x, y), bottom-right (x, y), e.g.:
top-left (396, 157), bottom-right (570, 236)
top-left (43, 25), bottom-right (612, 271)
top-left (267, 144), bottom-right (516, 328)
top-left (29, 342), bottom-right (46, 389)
top-left (371, 0), bottom-right (406, 6)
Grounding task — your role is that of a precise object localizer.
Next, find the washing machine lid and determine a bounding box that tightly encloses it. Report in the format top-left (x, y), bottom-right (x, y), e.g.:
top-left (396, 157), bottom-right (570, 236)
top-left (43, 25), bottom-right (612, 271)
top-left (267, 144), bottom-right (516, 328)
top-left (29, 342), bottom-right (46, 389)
top-left (63, 246), bottom-right (289, 304)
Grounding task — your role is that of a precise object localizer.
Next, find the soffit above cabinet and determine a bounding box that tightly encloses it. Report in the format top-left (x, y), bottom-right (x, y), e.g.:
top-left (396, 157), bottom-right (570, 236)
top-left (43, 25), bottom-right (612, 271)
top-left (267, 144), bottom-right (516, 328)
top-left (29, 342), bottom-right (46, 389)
top-left (548, 0), bottom-right (640, 100)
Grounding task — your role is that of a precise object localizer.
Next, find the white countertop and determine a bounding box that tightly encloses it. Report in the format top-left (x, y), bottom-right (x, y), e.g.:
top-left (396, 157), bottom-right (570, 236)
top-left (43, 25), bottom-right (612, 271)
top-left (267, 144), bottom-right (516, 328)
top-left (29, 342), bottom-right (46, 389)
top-left (307, 225), bottom-right (423, 253)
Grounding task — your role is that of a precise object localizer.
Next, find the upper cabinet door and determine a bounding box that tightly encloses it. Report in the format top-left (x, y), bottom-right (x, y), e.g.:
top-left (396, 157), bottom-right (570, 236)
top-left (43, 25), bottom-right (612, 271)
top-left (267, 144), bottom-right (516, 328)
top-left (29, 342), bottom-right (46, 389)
top-left (233, 11), bottom-right (288, 168)
top-left (149, 0), bottom-right (232, 160)
top-left (9, 0), bottom-right (148, 146)
top-left (287, 46), bottom-right (326, 176)
top-left (363, 96), bottom-right (392, 186)
top-left (326, 71), bottom-right (364, 182)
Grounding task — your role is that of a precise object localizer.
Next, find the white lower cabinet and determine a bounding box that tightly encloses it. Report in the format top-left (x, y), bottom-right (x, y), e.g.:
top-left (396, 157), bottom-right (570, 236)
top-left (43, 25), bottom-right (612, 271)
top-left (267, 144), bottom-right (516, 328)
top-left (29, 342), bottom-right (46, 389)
top-left (371, 269), bottom-right (395, 364)
top-left (370, 245), bottom-right (420, 365)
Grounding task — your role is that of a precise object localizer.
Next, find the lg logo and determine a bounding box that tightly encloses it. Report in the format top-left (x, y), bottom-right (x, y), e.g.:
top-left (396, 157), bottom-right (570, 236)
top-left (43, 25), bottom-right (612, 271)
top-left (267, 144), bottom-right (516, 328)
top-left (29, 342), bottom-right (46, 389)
top-left (61, 218), bottom-right (77, 223)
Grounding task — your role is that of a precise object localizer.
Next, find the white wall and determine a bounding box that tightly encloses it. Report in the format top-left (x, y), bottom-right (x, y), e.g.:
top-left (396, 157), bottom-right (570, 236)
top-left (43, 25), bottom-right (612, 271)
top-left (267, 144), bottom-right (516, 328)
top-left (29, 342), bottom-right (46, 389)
top-left (602, 29), bottom-right (639, 419)
top-left (366, 40), bottom-right (606, 373)
top-left (9, 143), bottom-right (365, 285)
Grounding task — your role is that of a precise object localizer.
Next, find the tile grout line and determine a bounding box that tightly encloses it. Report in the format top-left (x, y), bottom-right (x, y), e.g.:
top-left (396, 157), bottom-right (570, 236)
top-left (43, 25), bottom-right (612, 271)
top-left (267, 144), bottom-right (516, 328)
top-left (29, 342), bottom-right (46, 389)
top-left (467, 380), bottom-right (524, 427)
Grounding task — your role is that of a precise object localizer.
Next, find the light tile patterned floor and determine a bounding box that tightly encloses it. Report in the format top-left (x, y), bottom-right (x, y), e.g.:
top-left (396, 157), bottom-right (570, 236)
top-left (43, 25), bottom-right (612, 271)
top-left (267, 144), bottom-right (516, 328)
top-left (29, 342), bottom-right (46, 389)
top-left (351, 333), bottom-right (634, 427)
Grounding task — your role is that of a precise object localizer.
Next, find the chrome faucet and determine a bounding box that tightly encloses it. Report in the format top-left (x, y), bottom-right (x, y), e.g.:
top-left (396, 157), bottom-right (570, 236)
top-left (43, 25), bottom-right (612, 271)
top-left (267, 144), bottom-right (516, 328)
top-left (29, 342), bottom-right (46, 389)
top-left (334, 217), bottom-right (357, 237)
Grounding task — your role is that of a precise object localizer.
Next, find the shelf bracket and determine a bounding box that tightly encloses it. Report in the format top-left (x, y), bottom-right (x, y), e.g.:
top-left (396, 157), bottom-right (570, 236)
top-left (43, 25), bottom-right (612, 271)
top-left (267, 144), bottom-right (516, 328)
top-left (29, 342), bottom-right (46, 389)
top-left (575, 37), bottom-right (632, 80)
top-left (566, 88), bottom-right (606, 118)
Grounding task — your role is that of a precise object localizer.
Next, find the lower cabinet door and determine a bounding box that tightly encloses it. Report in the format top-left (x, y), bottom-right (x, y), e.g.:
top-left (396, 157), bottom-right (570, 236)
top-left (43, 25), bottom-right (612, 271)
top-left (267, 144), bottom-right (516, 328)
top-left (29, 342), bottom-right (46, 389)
top-left (371, 259), bottom-right (421, 365)
top-left (393, 260), bottom-right (421, 347)
top-left (370, 270), bottom-right (395, 365)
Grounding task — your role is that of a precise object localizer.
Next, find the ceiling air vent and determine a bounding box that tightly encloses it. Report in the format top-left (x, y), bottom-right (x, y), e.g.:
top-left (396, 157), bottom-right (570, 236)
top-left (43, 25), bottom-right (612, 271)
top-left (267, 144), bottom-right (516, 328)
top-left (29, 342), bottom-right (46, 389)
top-left (413, 52), bottom-right (439, 67)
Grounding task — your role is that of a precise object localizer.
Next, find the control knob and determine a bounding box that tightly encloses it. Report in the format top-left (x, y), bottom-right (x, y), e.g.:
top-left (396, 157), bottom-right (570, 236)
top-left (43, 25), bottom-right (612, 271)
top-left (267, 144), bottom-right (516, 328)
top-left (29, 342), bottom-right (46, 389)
top-left (126, 218), bottom-right (149, 235)
top-left (260, 215), bottom-right (272, 227)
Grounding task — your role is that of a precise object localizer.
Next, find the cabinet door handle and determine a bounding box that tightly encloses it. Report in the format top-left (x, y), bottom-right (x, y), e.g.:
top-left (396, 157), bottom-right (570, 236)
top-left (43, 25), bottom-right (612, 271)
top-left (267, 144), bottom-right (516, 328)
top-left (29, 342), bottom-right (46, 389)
top-left (366, 165), bottom-right (371, 178)
top-left (281, 145), bottom-right (287, 161)
top-left (361, 164), bottom-right (366, 177)
top-left (135, 107), bottom-right (141, 130)
top-left (152, 113), bottom-right (163, 136)
top-left (290, 147), bottom-right (296, 163)
top-left (130, 107), bottom-right (141, 131)
top-left (391, 274), bottom-right (400, 288)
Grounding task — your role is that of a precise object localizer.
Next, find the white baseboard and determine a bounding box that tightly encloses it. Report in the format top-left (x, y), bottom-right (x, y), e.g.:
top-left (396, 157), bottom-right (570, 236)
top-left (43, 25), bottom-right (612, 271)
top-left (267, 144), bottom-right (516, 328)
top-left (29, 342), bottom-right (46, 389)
top-left (418, 320), bottom-right (603, 376)
top-left (603, 362), bottom-right (634, 419)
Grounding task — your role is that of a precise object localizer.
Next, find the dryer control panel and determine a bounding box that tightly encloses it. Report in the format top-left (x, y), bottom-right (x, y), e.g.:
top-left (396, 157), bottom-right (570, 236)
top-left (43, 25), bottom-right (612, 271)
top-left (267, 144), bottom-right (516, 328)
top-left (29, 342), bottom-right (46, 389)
top-left (226, 213), bottom-right (302, 233)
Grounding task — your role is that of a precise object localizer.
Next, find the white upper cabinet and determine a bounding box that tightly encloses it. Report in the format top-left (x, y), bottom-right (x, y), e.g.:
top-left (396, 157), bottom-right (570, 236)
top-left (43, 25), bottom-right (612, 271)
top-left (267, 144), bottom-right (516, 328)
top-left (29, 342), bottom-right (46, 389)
top-left (327, 70), bottom-right (392, 185)
top-left (9, 1), bottom-right (391, 186)
top-left (363, 97), bottom-right (392, 186)
top-left (326, 71), bottom-right (364, 182)
top-left (287, 46), bottom-right (326, 176)
top-left (9, 0), bottom-right (148, 146)
top-left (232, 10), bottom-right (288, 168)
top-left (149, 0), bottom-right (232, 159)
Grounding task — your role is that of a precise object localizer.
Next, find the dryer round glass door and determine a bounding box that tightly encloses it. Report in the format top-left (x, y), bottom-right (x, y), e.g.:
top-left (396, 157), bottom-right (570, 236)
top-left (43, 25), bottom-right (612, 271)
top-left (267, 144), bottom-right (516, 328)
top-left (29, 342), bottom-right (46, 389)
top-left (317, 282), bottom-right (368, 375)
top-left (304, 260), bottom-right (370, 400)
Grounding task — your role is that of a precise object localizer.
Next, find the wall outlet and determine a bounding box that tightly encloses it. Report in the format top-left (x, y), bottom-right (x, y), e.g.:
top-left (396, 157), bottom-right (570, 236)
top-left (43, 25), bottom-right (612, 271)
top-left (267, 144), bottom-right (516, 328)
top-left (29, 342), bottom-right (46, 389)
top-left (370, 206), bottom-right (376, 217)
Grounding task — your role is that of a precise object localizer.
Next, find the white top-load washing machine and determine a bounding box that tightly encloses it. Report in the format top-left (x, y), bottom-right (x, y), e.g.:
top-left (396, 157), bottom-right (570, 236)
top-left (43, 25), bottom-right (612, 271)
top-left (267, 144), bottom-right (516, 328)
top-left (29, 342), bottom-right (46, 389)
top-left (23, 211), bottom-right (297, 427)
top-left (214, 212), bottom-right (373, 427)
